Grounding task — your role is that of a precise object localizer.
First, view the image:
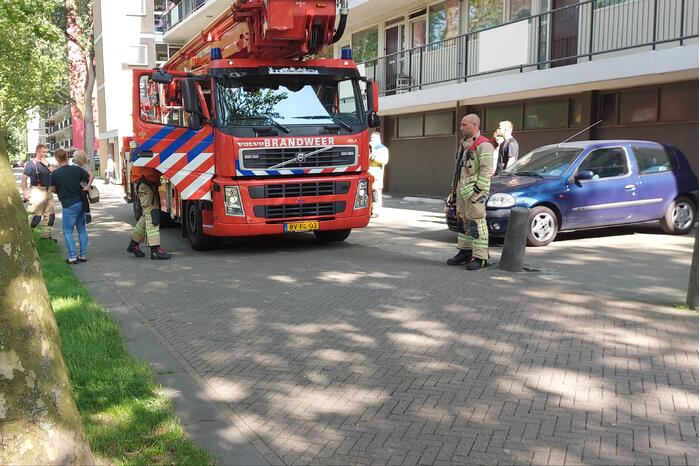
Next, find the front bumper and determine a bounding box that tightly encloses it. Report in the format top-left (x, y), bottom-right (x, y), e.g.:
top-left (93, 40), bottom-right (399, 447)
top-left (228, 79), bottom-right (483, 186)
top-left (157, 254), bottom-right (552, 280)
top-left (445, 207), bottom-right (514, 236)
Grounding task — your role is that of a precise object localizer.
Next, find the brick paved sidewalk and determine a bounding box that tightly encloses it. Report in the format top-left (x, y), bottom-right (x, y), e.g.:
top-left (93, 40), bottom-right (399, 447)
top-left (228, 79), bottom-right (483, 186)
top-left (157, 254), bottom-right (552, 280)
top-left (54, 178), bottom-right (699, 465)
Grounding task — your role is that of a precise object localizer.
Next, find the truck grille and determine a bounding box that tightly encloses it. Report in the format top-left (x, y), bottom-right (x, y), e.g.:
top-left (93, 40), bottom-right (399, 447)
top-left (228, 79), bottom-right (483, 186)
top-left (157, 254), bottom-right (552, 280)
top-left (248, 182), bottom-right (350, 199)
top-left (240, 146), bottom-right (357, 169)
top-left (253, 202), bottom-right (346, 219)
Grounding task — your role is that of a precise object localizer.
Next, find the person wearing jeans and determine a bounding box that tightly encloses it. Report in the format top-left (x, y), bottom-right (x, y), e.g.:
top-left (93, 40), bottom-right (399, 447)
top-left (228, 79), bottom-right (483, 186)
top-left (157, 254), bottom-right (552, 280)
top-left (60, 201), bottom-right (88, 263)
top-left (48, 149), bottom-right (90, 264)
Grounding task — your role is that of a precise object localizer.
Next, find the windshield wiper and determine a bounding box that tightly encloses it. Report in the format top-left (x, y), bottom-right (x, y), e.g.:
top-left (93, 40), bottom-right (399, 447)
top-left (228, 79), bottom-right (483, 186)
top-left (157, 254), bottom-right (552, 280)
top-left (515, 171), bottom-right (544, 178)
top-left (235, 115), bottom-right (290, 133)
top-left (295, 115), bottom-right (353, 132)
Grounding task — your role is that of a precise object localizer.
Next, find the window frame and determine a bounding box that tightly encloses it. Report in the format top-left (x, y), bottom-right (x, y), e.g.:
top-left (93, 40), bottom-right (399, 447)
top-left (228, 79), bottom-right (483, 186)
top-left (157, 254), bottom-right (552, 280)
top-left (631, 144), bottom-right (679, 176)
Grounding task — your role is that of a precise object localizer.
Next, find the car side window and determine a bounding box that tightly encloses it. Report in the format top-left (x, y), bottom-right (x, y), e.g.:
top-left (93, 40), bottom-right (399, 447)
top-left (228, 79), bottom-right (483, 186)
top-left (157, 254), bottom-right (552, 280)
top-left (632, 146), bottom-right (678, 175)
top-left (578, 147), bottom-right (629, 179)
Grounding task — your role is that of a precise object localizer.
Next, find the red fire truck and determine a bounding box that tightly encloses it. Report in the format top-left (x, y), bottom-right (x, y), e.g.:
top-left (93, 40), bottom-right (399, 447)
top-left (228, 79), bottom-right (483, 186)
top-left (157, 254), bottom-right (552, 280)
top-left (121, 0), bottom-right (379, 250)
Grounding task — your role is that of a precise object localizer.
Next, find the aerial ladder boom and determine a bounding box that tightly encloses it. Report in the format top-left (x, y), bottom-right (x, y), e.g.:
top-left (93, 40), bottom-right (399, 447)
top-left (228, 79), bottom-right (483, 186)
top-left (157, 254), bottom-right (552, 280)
top-left (166, 0), bottom-right (349, 71)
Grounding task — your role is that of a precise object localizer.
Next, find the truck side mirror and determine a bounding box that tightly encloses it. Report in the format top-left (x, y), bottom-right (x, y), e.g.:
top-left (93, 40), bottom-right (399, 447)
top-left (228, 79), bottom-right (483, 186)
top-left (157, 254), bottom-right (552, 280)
top-left (182, 79), bottom-right (201, 115)
top-left (366, 80), bottom-right (380, 128)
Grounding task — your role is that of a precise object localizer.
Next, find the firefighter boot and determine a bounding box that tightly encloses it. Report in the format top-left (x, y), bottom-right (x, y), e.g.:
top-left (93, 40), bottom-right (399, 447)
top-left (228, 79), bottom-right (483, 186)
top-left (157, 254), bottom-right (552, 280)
top-left (127, 240), bottom-right (146, 258)
top-left (466, 258), bottom-right (488, 270)
top-left (150, 246), bottom-right (171, 260)
top-left (447, 249), bottom-right (472, 265)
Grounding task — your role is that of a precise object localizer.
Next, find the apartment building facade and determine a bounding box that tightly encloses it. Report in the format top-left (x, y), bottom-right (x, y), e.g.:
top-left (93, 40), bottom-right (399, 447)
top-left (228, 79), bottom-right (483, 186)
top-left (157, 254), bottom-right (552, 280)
top-left (93, 0), bottom-right (183, 180)
top-left (332, 0), bottom-right (699, 196)
top-left (147, 0), bottom-right (698, 197)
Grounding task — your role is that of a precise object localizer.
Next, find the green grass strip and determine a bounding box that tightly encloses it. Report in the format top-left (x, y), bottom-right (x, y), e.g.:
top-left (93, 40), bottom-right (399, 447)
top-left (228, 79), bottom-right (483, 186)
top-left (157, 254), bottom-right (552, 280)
top-left (34, 232), bottom-right (215, 466)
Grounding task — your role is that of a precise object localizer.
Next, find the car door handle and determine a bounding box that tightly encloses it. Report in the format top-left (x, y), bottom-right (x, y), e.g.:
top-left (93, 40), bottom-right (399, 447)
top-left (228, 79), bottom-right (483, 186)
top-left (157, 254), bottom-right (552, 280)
top-left (624, 184), bottom-right (636, 190)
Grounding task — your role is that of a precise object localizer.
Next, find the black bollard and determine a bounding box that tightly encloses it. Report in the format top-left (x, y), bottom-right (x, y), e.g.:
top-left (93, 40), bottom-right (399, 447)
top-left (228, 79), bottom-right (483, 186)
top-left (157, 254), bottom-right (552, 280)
top-left (500, 207), bottom-right (529, 272)
top-left (687, 229), bottom-right (698, 310)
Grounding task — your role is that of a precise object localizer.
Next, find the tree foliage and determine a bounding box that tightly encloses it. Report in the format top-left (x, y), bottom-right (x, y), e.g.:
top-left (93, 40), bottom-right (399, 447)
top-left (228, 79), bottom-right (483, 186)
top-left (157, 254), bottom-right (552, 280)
top-left (0, 0), bottom-right (67, 129)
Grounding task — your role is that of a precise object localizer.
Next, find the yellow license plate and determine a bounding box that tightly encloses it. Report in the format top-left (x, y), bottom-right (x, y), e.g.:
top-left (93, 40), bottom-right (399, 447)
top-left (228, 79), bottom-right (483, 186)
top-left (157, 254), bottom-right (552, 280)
top-left (284, 221), bottom-right (320, 232)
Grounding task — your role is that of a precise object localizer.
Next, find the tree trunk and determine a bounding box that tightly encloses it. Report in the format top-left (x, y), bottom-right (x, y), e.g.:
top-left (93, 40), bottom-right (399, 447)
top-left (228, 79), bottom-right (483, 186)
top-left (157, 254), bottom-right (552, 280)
top-left (83, 48), bottom-right (96, 173)
top-left (0, 135), bottom-right (94, 464)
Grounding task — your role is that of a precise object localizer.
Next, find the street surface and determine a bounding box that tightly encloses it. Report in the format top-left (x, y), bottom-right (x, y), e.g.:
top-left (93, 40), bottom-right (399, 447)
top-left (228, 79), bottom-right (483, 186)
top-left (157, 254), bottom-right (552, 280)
top-left (15, 168), bottom-right (699, 465)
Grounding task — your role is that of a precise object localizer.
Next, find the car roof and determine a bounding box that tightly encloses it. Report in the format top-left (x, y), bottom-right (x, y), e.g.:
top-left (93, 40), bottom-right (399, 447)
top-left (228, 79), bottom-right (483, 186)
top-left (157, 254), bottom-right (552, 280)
top-left (539, 140), bottom-right (671, 150)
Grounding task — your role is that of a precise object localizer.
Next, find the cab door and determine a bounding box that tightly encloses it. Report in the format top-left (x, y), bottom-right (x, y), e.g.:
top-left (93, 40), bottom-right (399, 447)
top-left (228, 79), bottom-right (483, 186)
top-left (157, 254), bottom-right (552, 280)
top-left (565, 146), bottom-right (640, 228)
top-left (131, 70), bottom-right (215, 202)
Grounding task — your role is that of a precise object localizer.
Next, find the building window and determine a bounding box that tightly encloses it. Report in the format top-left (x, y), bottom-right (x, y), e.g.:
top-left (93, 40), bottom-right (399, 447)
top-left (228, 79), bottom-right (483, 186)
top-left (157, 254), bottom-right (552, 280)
top-left (397, 114), bottom-right (423, 138)
top-left (485, 104), bottom-right (522, 133)
top-left (351, 27), bottom-right (378, 63)
top-left (425, 111), bottom-right (455, 135)
top-left (428, 0), bottom-right (460, 43)
top-left (569, 95), bottom-right (584, 127)
top-left (600, 93), bottom-right (618, 125)
top-left (468, 0), bottom-right (504, 32)
top-left (510, 0), bottom-right (532, 20)
top-left (619, 89), bottom-right (657, 124)
top-left (409, 10), bottom-right (427, 48)
top-left (155, 44), bottom-right (169, 62)
top-left (524, 99), bottom-right (568, 129)
top-left (659, 82), bottom-right (698, 122)
top-left (125, 44), bottom-right (148, 66)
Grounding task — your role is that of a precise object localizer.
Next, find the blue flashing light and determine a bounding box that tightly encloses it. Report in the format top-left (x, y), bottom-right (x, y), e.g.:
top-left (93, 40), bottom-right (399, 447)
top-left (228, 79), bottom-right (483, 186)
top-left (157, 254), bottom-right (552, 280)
top-left (210, 47), bottom-right (222, 60)
top-left (341, 48), bottom-right (352, 60)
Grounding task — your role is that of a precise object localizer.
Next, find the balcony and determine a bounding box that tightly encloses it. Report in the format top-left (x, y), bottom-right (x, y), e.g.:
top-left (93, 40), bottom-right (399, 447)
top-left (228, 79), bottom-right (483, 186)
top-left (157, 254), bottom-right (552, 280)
top-left (162, 0), bottom-right (230, 43)
top-left (359, 0), bottom-right (698, 98)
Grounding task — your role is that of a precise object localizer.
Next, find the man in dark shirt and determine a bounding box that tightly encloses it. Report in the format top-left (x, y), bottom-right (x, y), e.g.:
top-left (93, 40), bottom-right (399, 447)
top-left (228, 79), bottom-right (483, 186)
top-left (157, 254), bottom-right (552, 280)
top-left (496, 120), bottom-right (519, 174)
top-left (49, 149), bottom-right (91, 264)
top-left (21, 144), bottom-right (56, 240)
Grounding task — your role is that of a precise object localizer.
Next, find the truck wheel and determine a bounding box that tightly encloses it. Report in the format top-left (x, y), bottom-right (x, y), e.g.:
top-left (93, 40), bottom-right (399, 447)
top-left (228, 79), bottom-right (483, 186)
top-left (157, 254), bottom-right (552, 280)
top-left (527, 206), bottom-right (558, 247)
top-left (660, 196), bottom-right (696, 235)
top-left (186, 201), bottom-right (218, 250)
top-left (314, 229), bottom-right (351, 242)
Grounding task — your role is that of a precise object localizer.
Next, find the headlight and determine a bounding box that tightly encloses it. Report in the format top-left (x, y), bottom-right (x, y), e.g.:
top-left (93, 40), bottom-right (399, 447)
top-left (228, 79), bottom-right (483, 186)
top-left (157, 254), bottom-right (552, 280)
top-left (224, 186), bottom-right (244, 216)
top-left (487, 193), bottom-right (516, 208)
top-left (354, 179), bottom-right (369, 209)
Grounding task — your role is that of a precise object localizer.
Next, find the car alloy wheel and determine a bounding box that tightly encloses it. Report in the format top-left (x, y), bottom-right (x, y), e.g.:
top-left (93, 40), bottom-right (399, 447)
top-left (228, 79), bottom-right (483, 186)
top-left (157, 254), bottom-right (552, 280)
top-left (673, 200), bottom-right (694, 231)
top-left (531, 212), bottom-right (555, 243)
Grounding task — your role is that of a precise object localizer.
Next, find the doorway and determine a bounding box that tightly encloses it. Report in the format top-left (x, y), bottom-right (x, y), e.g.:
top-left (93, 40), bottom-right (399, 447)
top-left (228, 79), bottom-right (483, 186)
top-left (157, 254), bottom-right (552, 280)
top-left (550, 0), bottom-right (579, 67)
top-left (385, 25), bottom-right (400, 95)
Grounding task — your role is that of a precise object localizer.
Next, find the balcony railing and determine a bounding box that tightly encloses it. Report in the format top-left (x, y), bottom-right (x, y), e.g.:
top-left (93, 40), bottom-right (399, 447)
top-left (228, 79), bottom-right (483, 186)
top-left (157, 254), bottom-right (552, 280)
top-left (359, 0), bottom-right (698, 96)
top-left (162, 0), bottom-right (207, 33)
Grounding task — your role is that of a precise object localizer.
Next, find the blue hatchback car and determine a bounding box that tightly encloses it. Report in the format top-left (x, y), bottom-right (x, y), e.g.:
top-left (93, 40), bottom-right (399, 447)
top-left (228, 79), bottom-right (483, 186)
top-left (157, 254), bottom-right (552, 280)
top-left (470, 140), bottom-right (697, 246)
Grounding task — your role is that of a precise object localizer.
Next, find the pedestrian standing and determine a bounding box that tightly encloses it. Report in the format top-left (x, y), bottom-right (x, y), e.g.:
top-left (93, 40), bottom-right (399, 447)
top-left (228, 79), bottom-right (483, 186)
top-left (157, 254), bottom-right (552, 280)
top-left (105, 155), bottom-right (116, 184)
top-left (48, 149), bottom-right (90, 264)
top-left (127, 177), bottom-right (171, 260)
top-left (492, 130), bottom-right (505, 174)
top-left (72, 150), bottom-right (95, 224)
top-left (369, 132), bottom-right (389, 218)
top-left (497, 120), bottom-right (519, 171)
top-left (446, 114), bottom-right (494, 270)
top-left (21, 144), bottom-right (56, 241)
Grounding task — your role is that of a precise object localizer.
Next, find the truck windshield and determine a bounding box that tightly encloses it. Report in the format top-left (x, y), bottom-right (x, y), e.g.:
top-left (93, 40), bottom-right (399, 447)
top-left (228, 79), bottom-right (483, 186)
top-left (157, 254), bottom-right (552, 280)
top-left (215, 73), bottom-right (365, 133)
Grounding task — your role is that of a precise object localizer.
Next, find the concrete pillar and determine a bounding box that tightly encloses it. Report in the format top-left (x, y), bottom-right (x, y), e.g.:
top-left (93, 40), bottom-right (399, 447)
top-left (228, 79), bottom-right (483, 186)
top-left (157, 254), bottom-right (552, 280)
top-left (500, 207), bottom-right (529, 272)
top-left (687, 229), bottom-right (698, 310)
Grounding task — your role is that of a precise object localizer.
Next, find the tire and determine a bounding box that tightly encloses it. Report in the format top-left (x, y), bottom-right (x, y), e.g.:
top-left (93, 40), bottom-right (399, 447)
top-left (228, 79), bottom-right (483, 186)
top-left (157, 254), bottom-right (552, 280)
top-left (527, 206), bottom-right (558, 247)
top-left (186, 201), bottom-right (218, 250)
top-left (660, 196), bottom-right (696, 235)
top-left (314, 229), bottom-right (351, 242)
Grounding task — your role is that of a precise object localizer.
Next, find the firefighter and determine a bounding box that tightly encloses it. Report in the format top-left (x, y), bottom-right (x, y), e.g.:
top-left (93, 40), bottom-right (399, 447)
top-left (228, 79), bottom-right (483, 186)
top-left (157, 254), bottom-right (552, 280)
top-left (446, 114), bottom-right (494, 270)
top-left (127, 177), bottom-right (171, 260)
top-left (21, 144), bottom-right (56, 241)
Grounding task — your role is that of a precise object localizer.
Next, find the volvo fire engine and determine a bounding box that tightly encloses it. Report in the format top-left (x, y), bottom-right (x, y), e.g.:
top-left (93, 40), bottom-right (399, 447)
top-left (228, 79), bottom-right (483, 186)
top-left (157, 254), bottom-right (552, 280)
top-left (121, 0), bottom-right (379, 249)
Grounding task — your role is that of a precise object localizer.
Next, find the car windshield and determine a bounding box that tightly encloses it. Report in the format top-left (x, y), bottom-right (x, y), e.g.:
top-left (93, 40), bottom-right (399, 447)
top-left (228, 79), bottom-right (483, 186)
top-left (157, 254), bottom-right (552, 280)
top-left (215, 72), bottom-right (365, 131)
top-left (503, 147), bottom-right (584, 177)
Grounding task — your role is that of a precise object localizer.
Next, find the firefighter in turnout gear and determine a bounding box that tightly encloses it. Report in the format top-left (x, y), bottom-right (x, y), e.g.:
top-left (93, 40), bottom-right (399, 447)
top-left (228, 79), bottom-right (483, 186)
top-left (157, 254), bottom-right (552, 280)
top-left (127, 177), bottom-right (172, 260)
top-left (447, 114), bottom-right (494, 270)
